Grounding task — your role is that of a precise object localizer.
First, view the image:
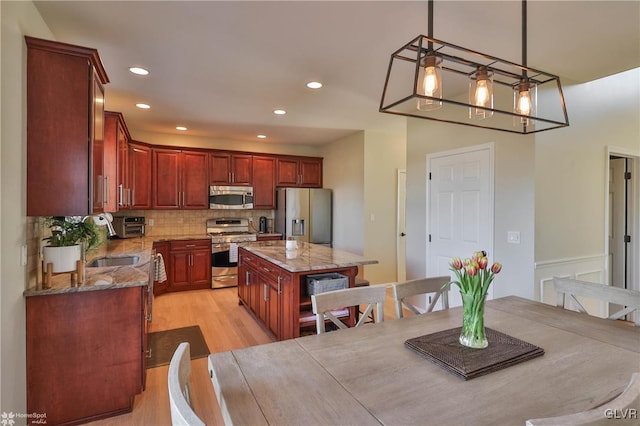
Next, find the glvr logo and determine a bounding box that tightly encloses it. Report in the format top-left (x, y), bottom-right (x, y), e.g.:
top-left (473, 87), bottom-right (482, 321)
top-left (1, 412), bottom-right (16, 426)
top-left (604, 408), bottom-right (638, 419)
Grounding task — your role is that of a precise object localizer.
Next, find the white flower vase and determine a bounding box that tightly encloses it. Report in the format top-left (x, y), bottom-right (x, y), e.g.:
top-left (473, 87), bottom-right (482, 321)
top-left (43, 245), bottom-right (81, 273)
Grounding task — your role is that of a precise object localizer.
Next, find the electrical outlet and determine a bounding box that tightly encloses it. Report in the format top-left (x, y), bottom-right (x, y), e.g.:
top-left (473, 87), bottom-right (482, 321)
top-left (148, 219), bottom-right (154, 226)
top-left (248, 217), bottom-right (253, 223)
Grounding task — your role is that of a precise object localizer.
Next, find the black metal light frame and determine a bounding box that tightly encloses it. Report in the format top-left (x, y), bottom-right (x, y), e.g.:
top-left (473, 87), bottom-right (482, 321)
top-left (379, 0), bottom-right (569, 135)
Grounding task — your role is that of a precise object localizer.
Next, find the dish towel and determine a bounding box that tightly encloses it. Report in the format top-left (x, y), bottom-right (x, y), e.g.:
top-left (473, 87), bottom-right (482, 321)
top-left (229, 243), bottom-right (239, 263)
top-left (154, 253), bottom-right (167, 283)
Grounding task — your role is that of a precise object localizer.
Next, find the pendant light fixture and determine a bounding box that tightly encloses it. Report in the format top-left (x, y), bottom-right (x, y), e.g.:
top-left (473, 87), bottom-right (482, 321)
top-left (380, 0), bottom-right (569, 134)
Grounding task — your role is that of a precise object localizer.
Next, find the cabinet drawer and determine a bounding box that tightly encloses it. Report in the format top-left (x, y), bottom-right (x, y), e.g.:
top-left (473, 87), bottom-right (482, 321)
top-left (170, 239), bottom-right (210, 251)
top-left (239, 251), bottom-right (258, 267)
top-left (258, 259), bottom-right (281, 281)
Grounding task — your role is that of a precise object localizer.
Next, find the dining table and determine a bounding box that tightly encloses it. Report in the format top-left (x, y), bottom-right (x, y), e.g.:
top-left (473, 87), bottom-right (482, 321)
top-left (207, 296), bottom-right (640, 425)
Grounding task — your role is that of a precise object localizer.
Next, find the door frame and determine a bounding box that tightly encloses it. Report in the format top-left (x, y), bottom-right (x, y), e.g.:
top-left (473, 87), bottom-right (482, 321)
top-left (426, 142), bottom-right (495, 285)
top-left (604, 146), bottom-right (640, 294)
top-left (396, 169), bottom-right (407, 282)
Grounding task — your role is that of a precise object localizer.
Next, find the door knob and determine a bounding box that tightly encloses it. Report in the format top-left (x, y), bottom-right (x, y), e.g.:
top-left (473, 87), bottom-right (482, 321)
top-left (400, 232), bottom-right (406, 237)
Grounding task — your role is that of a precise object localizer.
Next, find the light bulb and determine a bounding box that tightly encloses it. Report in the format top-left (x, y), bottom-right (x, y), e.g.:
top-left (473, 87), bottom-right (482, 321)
top-left (516, 90), bottom-right (531, 115)
top-left (416, 55), bottom-right (442, 111)
top-left (513, 80), bottom-right (537, 127)
top-left (469, 68), bottom-right (493, 120)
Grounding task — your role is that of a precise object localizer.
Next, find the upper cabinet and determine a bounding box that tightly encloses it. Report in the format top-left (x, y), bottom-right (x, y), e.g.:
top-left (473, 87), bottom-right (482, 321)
top-left (104, 112), bottom-right (129, 212)
top-left (129, 142), bottom-right (152, 210)
top-left (276, 156), bottom-right (323, 188)
top-left (252, 156), bottom-right (277, 209)
top-left (209, 152), bottom-right (252, 186)
top-left (153, 148), bottom-right (208, 210)
top-left (26, 36), bottom-right (109, 216)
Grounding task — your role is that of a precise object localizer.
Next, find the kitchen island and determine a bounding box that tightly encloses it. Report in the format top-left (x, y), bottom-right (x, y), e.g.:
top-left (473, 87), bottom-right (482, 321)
top-left (238, 241), bottom-right (378, 340)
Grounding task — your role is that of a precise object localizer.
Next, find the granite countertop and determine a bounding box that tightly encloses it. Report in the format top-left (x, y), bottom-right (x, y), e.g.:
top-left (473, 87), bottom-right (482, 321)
top-left (240, 241), bottom-right (378, 273)
top-left (24, 237), bottom-right (158, 297)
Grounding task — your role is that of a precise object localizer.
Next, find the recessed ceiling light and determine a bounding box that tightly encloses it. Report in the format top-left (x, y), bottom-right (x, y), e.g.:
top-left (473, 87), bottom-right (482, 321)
top-left (273, 109), bottom-right (286, 115)
top-left (129, 67), bottom-right (149, 76)
top-left (306, 81), bottom-right (322, 89)
top-left (176, 126), bottom-right (187, 131)
top-left (135, 103), bottom-right (151, 109)
top-left (257, 134), bottom-right (267, 139)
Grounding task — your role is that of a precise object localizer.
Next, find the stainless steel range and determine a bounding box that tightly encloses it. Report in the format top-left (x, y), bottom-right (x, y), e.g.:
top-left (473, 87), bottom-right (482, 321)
top-left (207, 218), bottom-right (257, 289)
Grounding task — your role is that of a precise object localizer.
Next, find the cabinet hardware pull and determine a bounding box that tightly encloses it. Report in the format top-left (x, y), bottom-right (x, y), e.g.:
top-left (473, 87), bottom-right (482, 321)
top-left (104, 176), bottom-right (109, 205)
top-left (246, 271), bottom-right (250, 285)
top-left (118, 184), bottom-right (124, 206)
top-left (264, 284), bottom-right (268, 301)
top-left (277, 276), bottom-right (282, 295)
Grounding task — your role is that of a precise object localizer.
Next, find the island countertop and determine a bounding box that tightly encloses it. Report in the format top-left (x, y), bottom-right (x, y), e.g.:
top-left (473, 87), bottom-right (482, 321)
top-left (239, 241), bottom-right (378, 273)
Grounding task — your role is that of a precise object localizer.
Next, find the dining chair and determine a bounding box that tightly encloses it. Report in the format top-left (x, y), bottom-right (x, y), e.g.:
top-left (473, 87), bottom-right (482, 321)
top-left (553, 277), bottom-right (640, 326)
top-left (391, 276), bottom-right (450, 319)
top-left (168, 342), bottom-right (205, 426)
top-left (311, 285), bottom-right (387, 334)
top-left (525, 372), bottom-right (640, 425)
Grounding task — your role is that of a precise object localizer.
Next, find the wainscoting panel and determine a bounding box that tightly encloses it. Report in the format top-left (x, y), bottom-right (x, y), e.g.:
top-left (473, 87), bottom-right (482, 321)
top-left (535, 254), bottom-right (607, 318)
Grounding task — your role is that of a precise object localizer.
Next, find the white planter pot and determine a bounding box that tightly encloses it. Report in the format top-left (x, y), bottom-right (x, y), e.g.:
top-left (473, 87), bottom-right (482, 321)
top-left (43, 245), bottom-right (81, 273)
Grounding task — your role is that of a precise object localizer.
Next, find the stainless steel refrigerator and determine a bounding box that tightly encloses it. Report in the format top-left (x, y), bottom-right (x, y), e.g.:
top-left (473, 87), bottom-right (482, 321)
top-left (275, 188), bottom-right (332, 246)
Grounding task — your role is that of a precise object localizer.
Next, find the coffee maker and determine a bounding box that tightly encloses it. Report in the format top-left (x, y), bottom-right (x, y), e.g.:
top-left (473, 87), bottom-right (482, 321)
top-left (259, 216), bottom-right (268, 233)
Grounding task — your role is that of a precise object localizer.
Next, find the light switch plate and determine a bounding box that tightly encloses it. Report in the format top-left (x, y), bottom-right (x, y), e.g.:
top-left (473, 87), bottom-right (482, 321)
top-left (507, 231), bottom-right (520, 244)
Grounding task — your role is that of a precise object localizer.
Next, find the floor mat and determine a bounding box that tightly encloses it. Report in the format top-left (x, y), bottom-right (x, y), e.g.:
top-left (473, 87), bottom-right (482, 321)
top-left (147, 325), bottom-right (210, 369)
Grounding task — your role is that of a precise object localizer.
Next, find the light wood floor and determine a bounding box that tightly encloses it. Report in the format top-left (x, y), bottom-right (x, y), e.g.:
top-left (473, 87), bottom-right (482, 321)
top-left (87, 286), bottom-right (400, 426)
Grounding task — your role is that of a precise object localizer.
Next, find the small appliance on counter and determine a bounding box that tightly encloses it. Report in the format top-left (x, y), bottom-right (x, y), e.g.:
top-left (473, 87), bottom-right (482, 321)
top-left (259, 216), bottom-right (268, 233)
top-left (111, 216), bottom-right (145, 239)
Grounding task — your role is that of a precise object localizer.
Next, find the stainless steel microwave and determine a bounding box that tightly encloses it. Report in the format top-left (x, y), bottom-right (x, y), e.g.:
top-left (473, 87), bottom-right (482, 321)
top-left (209, 185), bottom-right (254, 209)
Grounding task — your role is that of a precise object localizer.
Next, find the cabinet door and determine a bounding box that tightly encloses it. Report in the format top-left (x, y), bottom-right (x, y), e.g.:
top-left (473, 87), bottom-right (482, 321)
top-left (169, 250), bottom-right (191, 287)
top-left (91, 75), bottom-right (106, 213)
top-left (116, 117), bottom-right (130, 210)
top-left (252, 156), bottom-right (276, 209)
top-left (129, 144), bottom-right (152, 209)
top-left (231, 154), bottom-right (253, 185)
top-left (209, 153), bottom-right (231, 185)
top-left (181, 151), bottom-right (209, 209)
top-left (190, 247), bottom-right (212, 286)
top-left (276, 158), bottom-right (300, 187)
top-left (153, 148), bottom-right (180, 209)
top-left (299, 158), bottom-right (322, 187)
top-left (103, 112), bottom-right (120, 213)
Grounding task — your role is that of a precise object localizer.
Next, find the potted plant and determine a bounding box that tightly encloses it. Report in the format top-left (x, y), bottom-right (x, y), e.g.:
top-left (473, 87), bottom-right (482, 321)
top-left (43, 216), bottom-right (104, 273)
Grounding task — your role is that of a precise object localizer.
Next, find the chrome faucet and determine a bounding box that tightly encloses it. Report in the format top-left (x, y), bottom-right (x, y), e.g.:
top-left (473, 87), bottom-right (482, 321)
top-left (84, 213), bottom-right (117, 237)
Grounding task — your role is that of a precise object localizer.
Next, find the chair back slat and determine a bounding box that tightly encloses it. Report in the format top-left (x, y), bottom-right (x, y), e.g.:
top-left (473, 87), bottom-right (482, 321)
top-left (168, 342), bottom-right (206, 426)
top-left (311, 285), bottom-right (387, 334)
top-left (391, 276), bottom-right (450, 319)
top-left (553, 277), bottom-right (640, 325)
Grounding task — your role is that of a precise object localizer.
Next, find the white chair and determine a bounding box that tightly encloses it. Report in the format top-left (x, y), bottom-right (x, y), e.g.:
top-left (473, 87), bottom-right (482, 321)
top-left (311, 285), bottom-right (387, 334)
top-left (526, 372), bottom-right (640, 425)
top-left (168, 342), bottom-right (205, 426)
top-left (553, 277), bottom-right (640, 326)
top-left (391, 276), bottom-right (450, 319)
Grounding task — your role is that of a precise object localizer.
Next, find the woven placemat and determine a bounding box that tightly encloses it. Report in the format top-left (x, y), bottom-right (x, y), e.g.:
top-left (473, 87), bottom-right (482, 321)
top-left (405, 327), bottom-right (544, 380)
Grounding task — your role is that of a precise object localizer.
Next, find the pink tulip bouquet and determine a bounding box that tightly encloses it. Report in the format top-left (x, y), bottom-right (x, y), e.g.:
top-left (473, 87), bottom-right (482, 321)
top-left (447, 251), bottom-right (502, 348)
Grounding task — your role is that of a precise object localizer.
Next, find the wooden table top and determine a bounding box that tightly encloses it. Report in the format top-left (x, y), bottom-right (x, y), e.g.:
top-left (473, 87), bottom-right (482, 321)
top-left (208, 296), bottom-right (640, 425)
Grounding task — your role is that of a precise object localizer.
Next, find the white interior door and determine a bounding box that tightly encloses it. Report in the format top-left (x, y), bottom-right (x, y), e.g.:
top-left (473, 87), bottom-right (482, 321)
top-left (397, 169), bottom-right (407, 282)
top-left (428, 145), bottom-right (494, 308)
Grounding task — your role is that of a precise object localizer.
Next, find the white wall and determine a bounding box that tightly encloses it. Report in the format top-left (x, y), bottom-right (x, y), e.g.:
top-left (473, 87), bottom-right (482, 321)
top-left (363, 128), bottom-right (406, 284)
top-left (535, 69), bottom-right (640, 304)
top-left (1, 0), bottom-right (55, 417)
top-left (321, 132), bottom-right (365, 254)
top-left (406, 119), bottom-right (536, 300)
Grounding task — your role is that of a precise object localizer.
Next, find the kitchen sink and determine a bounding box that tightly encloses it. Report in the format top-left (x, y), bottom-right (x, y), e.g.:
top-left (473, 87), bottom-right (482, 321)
top-left (87, 255), bottom-right (140, 267)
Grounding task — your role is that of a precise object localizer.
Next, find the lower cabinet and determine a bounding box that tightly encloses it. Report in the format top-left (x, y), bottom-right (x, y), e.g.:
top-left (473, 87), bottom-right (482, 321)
top-left (237, 247), bottom-right (352, 341)
top-left (169, 239), bottom-right (211, 291)
top-left (26, 286), bottom-right (148, 425)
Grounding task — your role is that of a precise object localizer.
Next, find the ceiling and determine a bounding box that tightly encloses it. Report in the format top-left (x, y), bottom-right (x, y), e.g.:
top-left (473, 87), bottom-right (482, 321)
top-left (34, 1), bottom-right (640, 146)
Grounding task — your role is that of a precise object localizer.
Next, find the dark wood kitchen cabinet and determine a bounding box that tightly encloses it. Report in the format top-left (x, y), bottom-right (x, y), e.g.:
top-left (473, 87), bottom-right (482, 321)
top-left (169, 239), bottom-right (211, 291)
top-left (276, 156), bottom-right (323, 188)
top-left (105, 111), bottom-right (132, 211)
top-left (153, 148), bottom-right (209, 209)
top-left (26, 36), bottom-right (109, 216)
top-left (26, 286), bottom-right (147, 425)
top-left (129, 142), bottom-right (153, 210)
top-left (252, 155), bottom-right (277, 209)
top-left (209, 152), bottom-right (253, 186)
